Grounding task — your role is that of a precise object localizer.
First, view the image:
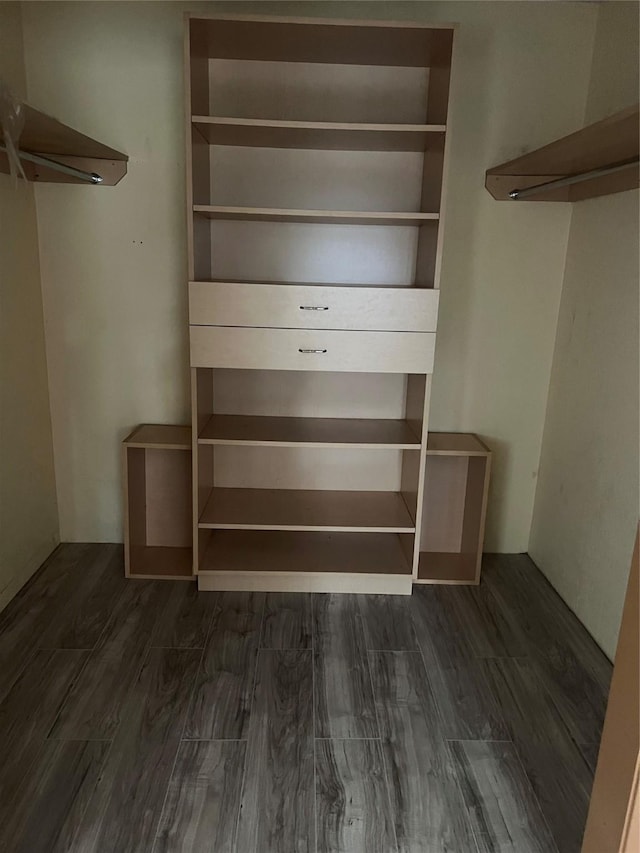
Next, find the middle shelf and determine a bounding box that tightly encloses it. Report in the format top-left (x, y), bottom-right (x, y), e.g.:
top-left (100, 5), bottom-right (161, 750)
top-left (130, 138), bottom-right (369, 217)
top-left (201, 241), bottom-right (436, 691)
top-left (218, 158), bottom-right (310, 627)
top-left (198, 487), bottom-right (416, 532)
top-left (198, 414), bottom-right (421, 448)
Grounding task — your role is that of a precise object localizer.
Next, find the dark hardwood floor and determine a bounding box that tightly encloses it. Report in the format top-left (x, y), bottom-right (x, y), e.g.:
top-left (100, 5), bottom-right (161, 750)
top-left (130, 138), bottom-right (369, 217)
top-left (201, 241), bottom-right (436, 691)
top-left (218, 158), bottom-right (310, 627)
top-left (0, 545), bottom-right (611, 852)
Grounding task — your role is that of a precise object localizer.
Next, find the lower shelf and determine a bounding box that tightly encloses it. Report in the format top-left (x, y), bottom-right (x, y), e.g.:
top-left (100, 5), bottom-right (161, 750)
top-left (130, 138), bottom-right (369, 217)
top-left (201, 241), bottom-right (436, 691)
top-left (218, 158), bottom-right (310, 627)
top-left (127, 545), bottom-right (194, 580)
top-left (416, 551), bottom-right (478, 585)
top-left (198, 530), bottom-right (413, 594)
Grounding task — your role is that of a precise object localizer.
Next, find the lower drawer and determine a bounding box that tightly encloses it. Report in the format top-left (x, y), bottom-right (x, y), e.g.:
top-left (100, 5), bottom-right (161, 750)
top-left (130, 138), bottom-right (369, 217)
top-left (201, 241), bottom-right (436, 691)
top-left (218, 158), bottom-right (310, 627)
top-left (190, 326), bottom-right (435, 373)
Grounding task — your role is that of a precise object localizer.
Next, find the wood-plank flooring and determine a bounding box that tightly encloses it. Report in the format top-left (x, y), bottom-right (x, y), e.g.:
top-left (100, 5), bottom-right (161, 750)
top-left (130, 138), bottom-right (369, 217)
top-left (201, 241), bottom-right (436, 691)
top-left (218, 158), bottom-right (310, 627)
top-left (0, 545), bottom-right (611, 852)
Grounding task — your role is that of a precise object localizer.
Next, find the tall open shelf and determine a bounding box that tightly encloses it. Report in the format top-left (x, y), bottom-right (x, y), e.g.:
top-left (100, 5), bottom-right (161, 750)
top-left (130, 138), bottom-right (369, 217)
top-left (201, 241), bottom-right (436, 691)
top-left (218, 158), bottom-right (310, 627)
top-left (186, 14), bottom-right (455, 594)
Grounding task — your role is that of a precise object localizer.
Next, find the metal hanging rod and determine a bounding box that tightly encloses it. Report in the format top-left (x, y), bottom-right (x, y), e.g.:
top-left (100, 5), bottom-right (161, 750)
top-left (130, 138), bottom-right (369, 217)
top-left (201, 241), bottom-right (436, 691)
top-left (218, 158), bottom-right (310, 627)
top-left (0, 142), bottom-right (103, 184)
top-left (509, 157), bottom-right (640, 200)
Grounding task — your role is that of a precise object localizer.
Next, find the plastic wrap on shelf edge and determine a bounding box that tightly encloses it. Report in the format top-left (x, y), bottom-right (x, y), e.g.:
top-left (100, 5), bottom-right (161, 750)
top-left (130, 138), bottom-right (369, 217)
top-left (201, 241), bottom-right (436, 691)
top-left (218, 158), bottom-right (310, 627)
top-left (0, 79), bottom-right (27, 181)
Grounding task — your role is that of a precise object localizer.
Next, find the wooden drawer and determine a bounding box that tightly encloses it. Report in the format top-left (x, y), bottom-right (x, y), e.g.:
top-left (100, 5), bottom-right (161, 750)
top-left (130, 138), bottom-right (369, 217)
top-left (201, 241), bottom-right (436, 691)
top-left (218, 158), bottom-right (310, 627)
top-left (189, 282), bottom-right (439, 332)
top-left (190, 326), bottom-right (436, 373)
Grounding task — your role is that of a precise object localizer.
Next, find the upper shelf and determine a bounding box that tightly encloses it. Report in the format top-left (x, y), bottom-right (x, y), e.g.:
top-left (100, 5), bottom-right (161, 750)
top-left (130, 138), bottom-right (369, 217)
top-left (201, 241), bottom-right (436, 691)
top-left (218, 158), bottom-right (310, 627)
top-left (485, 104), bottom-right (639, 203)
top-left (0, 102), bottom-right (128, 185)
top-left (190, 14), bottom-right (454, 68)
top-left (192, 116), bottom-right (446, 152)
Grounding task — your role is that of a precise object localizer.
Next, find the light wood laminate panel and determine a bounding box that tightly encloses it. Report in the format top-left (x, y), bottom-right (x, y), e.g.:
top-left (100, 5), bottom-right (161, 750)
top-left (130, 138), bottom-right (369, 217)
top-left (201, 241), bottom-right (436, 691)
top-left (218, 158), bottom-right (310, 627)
top-left (426, 432), bottom-right (491, 455)
top-left (193, 116), bottom-right (445, 151)
top-left (198, 415), bottom-right (420, 448)
top-left (127, 545), bottom-right (194, 581)
top-left (123, 424), bottom-right (191, 450)
top-left (194, 205), bottom-right (438, 225)
top-left (190, 326), bottom-right (436, 374)
top-left (199, 488), bottom-right (415, 532)
top-left (189, 281), bottom-right (439, 332)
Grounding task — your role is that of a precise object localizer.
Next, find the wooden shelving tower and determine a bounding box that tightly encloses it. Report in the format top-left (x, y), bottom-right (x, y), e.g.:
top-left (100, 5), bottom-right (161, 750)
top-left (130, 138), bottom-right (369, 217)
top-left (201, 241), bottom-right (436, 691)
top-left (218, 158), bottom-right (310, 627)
top-left (185, 14), bottom-right (456, 593)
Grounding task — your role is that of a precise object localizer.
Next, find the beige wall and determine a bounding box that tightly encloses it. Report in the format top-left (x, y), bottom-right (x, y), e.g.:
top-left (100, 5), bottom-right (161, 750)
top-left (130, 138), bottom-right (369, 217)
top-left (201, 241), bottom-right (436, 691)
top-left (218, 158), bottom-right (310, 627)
top-left (529, 2), bottom-right (639, 659)
top-left (21, 1), bottom-right (597, 549)
top-left (0, 3), bottom-right (59, 610)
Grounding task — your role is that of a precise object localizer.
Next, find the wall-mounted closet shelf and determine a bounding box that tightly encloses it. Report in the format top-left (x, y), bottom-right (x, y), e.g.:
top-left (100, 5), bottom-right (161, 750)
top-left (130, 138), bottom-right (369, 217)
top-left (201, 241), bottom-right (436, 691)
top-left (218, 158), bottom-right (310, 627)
top-left (192, 116), bottom-right (446, 151)
top-left (193, 205), bottom-right (439, 225)
top-left (0, 102), bottom-right (128, 185)
top-left (486, 103), bottom-right (639, 202)
top-left (198, 415), bottom-right (422, 448)
top-left (198, 488), bottom-right (416, 533)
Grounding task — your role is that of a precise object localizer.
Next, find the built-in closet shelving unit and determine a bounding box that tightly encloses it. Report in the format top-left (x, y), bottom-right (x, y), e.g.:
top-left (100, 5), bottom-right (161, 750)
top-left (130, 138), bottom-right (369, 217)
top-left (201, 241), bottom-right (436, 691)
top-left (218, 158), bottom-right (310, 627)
top-left (186, 14), bottom-right (456, 594)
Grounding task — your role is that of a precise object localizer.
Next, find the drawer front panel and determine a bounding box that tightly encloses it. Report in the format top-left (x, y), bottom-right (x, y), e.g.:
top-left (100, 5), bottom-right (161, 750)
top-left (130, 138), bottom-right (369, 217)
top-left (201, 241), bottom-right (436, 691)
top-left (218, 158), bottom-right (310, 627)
top-left (189, 282), bottom-right (439, 332)
top-left (190, 326), bottom-right (436, 373)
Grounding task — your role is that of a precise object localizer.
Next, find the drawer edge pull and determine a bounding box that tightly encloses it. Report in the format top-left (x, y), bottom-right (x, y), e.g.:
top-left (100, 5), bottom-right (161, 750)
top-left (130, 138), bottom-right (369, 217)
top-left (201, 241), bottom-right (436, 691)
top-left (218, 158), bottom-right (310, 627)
top-left (299, 305), bottom-right (329, 311)
top-left (299, 348), bottom-right (327, 354)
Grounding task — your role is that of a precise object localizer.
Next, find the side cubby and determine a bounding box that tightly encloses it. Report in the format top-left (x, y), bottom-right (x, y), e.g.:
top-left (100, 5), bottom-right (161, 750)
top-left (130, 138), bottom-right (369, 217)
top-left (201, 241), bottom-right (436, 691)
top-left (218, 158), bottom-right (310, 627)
top-left (123, 425), bottom-right (193, 580)
top-left (417, 433), bottom-right (491, 584)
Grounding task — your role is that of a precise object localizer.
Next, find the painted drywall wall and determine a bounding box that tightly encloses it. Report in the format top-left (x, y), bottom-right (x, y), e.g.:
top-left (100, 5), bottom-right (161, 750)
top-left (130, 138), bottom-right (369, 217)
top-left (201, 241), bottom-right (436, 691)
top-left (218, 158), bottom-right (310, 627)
top-left (529, 2), bottom-right (639, 659)
top-left (0, 3), bottom-right (59, 610)
top-left (21, 1), bottom-right (597, 548)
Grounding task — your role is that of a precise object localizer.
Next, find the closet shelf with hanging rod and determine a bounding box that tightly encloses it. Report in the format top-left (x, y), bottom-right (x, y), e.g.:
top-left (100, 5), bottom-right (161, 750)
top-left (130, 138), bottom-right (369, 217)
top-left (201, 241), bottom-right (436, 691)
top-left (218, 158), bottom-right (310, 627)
top-left (485, 103), bottom-right (639, 202)
top-left (0, 102), bottom-right (128, 185)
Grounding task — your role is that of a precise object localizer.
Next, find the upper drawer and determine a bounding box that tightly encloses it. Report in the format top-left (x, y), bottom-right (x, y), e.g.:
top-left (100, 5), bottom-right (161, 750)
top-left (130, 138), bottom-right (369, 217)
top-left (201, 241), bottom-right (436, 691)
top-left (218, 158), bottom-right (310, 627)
top-left (189, 282), bottom-right (439, 332)
top-left (190, 326), bottom-right (435, 374)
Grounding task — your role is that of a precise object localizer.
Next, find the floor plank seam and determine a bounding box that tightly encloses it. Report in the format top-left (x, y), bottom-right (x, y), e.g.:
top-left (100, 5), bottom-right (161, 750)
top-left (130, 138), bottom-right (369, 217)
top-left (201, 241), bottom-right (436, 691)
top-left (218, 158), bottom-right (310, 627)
top-left (314, 736), bottom-right (384, 741)
top-left (445, 737), bottom-right (514, 743)
top-left (363, 647), bottom-right (400, 853)
top-left (311, 594), bottom-right (318, 853)
top-left (152, 643), bottom-right (208, 850)
top-left (85, 578), bottom-right (131, 656)
top-left (44, 649), bottom-right (96, 741)
top-left (231, 592), bottom-right (267, 853)
top-left (65, 731), bottom-right (119, 852)
top-left (180, 736), bottom-right (249, 743)
top-left (507, 733), bottom-right (562, 853)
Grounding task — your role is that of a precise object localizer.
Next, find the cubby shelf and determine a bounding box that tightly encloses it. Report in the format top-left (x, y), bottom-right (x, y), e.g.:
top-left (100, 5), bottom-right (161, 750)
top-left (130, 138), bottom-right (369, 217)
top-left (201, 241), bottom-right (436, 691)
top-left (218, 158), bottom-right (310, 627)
top-left (122, 425), bottom-right (193, 580)
top-left (192, 115), bottom-right (446, 151)
top-left (198, 414), bottom-right (421, 448)
top-left (193, 204), bottom-right (439, 225)
top-left (198, 488), bottom-right (416, 532)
